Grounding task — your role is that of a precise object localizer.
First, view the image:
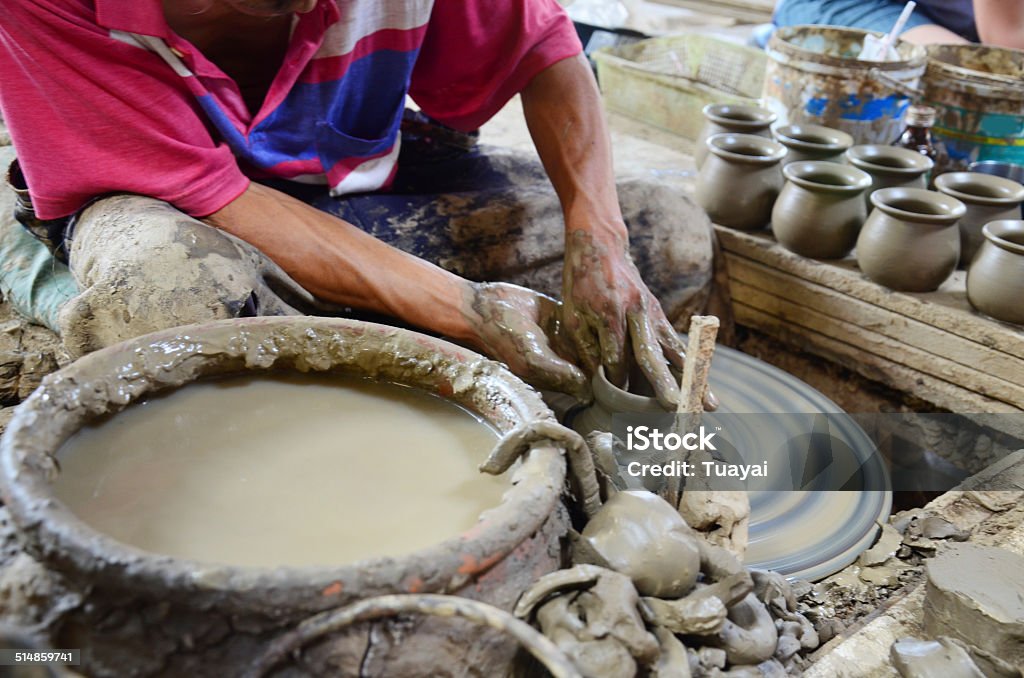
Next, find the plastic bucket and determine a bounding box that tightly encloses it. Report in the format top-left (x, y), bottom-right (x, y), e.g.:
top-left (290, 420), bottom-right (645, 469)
top-left (922, 44), bottom-right (1024, 172)
top-left (763, 25), bottom-right (927, 144)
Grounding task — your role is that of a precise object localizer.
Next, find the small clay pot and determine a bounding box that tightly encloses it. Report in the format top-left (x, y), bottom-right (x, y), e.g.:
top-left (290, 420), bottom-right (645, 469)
top-left (772, 161), bottom-right (871, 259)
top-left (846, 145), bottom-right (934, 208)
top-left (570, 366), bottom-right (668, 437)
top-left (697, 133), bottom-right (787, 231)
top-left (933, 172), bottom-right (1024, 267)
top-left (773, 124), bottom-right (854, 168)
top-left (966, 220), bottom-right (1024, 325)
top-left (695, 103), bottom-right (777, 168)
top-left (856, 187), bottom-right (966, 292)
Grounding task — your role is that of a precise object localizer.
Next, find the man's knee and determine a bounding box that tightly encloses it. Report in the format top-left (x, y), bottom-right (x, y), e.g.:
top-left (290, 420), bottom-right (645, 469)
top-left (59, 195), bottom-right (296, 358)
top-left (617, 178), bottom-right (715, 323)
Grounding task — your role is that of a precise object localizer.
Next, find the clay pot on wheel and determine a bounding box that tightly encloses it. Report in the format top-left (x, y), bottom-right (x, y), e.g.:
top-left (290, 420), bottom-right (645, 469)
top-left (966, 220), bottom-right (1024, 325)
top-left (773, 124), bottom-right (853, 168)
top-left (772, 161), bottom-right (871, 259)
top-left (846, 145), bottom-right (934, 209)
top-left (695, 103), bottom-right (777, 168)
top-left (856, 187), bottom-right (966, 292)
top-left (697, 133), bottom-right (787, 231)
top-left (933, 172), bottom-right (1024, 267)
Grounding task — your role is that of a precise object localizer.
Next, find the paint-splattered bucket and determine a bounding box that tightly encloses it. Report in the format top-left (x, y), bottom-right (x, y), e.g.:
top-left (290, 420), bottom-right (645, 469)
top-left (763, 25), bottom-right (927, 144)
top-left (922, 44), bottom-right (1024, 172)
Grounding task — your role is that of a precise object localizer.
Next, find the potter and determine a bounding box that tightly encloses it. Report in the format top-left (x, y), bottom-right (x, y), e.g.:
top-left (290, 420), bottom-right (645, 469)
top-left (53, 373), bottom-right (504, 568)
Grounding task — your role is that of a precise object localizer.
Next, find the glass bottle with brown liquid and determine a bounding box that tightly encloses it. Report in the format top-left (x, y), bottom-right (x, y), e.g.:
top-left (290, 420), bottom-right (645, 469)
top-left (893, 104), bottom-right (938, 166)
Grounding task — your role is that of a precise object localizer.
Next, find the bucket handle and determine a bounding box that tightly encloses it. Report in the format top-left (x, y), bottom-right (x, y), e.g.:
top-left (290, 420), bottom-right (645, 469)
top-left (868, 67), bottom-right (923, 98)
top-left (246, 593), bottom-right (583, 678)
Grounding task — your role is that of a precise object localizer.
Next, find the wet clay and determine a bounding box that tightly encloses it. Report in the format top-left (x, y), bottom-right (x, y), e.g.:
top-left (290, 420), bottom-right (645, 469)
top-left (578, 490), bottom-right (701, 598)
top-left (52, 374), bottom-right (503, 568)
top-left (923, 543), bottom-right (1024, 665)
top-left (890, 637), bottom-right (986, 678)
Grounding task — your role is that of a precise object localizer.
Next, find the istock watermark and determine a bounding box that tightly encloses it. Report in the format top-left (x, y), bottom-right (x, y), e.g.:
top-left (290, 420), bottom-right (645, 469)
top-left (605, 412), bottom-right (1024, 493)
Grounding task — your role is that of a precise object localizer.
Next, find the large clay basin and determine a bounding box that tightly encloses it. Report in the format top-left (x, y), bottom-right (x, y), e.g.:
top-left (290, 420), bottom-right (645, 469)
top-left (0, 317), bottom-right (569, 677)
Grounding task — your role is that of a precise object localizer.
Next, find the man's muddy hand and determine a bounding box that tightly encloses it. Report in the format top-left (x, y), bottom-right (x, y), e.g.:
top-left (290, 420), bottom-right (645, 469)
top-left (563, 229), bottom-right (716, 410)
top-left (462, 282), bottom-right (590, 401)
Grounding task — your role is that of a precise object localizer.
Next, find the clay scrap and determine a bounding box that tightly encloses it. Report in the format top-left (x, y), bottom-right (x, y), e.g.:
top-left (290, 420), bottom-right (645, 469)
top-left (517, 490), bottom-right (819, 677)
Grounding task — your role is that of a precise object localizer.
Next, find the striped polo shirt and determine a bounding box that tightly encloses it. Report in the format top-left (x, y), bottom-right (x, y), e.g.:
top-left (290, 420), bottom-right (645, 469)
top-left (0, 0), bottom-right (580, 219)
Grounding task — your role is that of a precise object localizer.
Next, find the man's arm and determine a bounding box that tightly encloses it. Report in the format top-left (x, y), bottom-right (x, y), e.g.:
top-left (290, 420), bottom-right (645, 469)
top-left (974, 0), bottom-right (1024, 48)
top-left (521, 54), bottom-right (691, 407)
top-left (204, 182), bottom-right (587, 398)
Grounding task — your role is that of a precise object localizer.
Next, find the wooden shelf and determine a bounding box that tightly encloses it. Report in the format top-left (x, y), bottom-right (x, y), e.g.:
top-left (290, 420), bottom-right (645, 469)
top-left (716, 225), bottom-right (1024, 414)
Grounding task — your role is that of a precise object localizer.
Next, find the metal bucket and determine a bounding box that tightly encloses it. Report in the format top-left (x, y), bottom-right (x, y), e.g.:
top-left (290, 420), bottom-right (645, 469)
top-left (0, 317), bottom-right (570, 677)
top-left (763, 25), bottom-right (928, 144)
top-left (923, 44), bottom-right (1024, 172)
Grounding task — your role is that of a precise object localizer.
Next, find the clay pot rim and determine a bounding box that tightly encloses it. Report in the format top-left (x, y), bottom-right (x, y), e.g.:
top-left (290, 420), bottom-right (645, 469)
top-left (934, 172), bottom-right (1024, 207)
top-left (982, 220), bottom-right (1024, 255)
top-left (846, 145), bottom-right (934, 175)
top-left (783, 160), bottom-right (872, 193)
top-left (592, 365), bottom-right (666, 413)
top-left (0, 317), bottom-right (567, 613)
top-left (773, 124), bottom-right (854, 153)
top-left (702, 103), bottom-right (777, 130)
top-left (870, 187), bottom-right (967, 224)
top-left (707, 133), bottom-right (788, 165)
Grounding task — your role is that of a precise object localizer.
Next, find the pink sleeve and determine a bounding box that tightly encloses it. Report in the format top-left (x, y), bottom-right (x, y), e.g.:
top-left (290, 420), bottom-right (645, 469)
top-left (0, 0), bottom-right (248, 220)
top-left (408, 0), bottom-right (583, 132)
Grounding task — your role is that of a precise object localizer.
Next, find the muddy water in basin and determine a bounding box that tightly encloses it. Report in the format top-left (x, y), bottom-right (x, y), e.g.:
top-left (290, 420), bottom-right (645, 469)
top-left (52, 374), bottom-right (502, 568)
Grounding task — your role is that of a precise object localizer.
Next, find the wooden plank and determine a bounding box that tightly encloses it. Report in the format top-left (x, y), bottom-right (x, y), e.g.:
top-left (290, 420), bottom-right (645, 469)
top-left (734, 302), bottom-right (1021, 413)
top-left (726, 256), bottom-right (1024, 381)
top-left (651, 0), bottom-right (774, 23)
top-left (716, 226), bottom-right (1024, 357)
top-left (732, 280), bottom-right (1024, 408)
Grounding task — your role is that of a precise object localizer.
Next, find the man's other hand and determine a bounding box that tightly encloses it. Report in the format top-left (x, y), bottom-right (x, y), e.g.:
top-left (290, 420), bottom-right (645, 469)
top-left (563, 227), bottom-right (692, 410)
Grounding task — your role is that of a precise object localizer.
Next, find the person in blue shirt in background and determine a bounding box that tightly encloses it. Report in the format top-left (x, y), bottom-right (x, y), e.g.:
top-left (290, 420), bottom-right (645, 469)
top-left (773, 0), bottom-right (1024, 48)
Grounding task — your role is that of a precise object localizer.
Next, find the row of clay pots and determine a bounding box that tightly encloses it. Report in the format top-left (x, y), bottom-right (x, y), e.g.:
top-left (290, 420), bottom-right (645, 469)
top-left (694, 104), bottom-right (854, 170)
top-left (694, 103), bottom-right (1024, 264)
top-left (693, 106), bottom-right (1024, 323)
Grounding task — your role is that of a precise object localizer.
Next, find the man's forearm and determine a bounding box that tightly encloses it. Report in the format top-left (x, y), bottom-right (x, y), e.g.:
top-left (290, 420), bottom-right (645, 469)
top-left (521, 53), bottom-right (627, 244)
top-left (204, 182), bottom-right (475, 342)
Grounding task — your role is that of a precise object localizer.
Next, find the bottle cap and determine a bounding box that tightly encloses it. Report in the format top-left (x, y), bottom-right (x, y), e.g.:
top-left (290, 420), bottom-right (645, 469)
top-left (905, 105), bottom-right (936, 128)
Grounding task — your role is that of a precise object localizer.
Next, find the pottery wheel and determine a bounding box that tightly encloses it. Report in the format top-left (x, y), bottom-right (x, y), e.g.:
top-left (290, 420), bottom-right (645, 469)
top-left (551, 343), bottom-right (891, 583)
top-left (695, 343), bottom-right (889, 581)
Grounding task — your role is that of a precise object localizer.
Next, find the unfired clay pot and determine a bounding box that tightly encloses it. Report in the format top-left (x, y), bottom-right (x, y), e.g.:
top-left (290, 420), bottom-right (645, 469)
top-left (846, 145), bottom-right (934, 208)
top-left (966, 220), bottom-right (1024, 325)
top-left (697, 133), bottom-right (787, 231)
top-left (695, 103), bottom-right (777, 168)
top-left (773, 124), bottom-right (854, 168)
top-left (933, 172), bottom-right (1024, 267)
top-left (772, 161), bottom-right (871, 259)
top-left (856, 187), bottom-right (966, 292)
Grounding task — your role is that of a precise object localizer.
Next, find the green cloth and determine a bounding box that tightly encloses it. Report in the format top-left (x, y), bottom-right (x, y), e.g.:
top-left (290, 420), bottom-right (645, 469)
top-left (0, 215), bottom-right (76, 333)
